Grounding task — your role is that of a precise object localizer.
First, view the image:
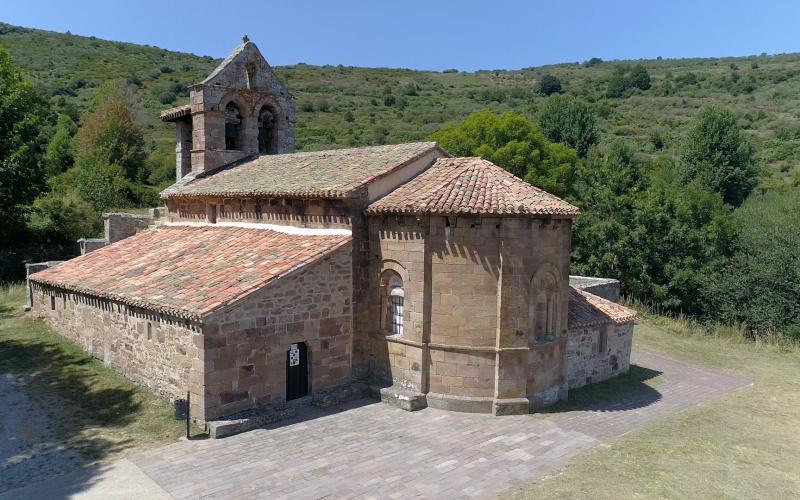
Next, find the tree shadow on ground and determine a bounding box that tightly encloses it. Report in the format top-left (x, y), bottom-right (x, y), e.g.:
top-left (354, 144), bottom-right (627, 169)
top-left (0, 337), bottom-right (140, 496)
top-left (541, 364), bottom-right (663, 413)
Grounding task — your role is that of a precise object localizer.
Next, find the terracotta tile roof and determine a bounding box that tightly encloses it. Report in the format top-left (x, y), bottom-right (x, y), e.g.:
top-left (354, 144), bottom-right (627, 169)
top-left (366, 157), bottom-right (580, 216)
top-left (568, 286), bottom-right (637, 328)
top-left (160, 104), bottom-right (191, 122)
top-left (30, 226), bottom-right (351, 321)
top-left (163, 142), bottom-right (441, 200)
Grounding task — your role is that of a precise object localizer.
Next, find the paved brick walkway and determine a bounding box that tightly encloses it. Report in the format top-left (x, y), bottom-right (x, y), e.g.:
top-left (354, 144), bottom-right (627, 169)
top-left (119, 350), bottom-right (749, 499)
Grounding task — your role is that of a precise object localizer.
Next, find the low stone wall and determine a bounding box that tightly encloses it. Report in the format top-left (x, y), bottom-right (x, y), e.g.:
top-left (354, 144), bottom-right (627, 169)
top-left (29, 283), bottom-right (203, 414)
top-left (77, 238), bottom-right (106, 255)
top-left (78, 211), bottom-right (162, 255)
top-left (25, 261), bottom-right (64, 310)
top-left (569, 276), bottom-right (621, 302)
top-left (566, 322), bottom-right (633, 389)
top-left (105, 212), bottom-right (153, 243)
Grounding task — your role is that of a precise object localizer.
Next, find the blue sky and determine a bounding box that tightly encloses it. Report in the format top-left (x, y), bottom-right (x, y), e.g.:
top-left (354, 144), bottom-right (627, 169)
top-left (2, 1), bottom-right (799, 71)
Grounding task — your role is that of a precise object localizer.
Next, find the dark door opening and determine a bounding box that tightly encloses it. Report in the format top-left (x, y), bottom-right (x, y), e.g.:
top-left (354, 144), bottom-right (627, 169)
top-left (286, 342), bottom-right (309, 401)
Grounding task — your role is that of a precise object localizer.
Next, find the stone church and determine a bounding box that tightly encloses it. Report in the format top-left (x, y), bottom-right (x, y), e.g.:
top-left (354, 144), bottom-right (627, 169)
top-left (29, 40), bottom-right (636, 423)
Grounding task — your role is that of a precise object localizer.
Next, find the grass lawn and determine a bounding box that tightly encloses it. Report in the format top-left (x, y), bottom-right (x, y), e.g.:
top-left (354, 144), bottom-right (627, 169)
top-left (509, 316), bottom-right (800, 499)
top-left (0, 284), bottom-right (187, 466)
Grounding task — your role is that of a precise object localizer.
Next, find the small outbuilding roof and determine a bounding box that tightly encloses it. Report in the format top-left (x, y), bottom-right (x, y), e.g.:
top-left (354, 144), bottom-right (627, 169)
top-left (160, 104), bottom-right (191, 122)
top-left (29, 225), bottom-right (351, 321)
top-left (568, 286), bottom-right (637, 328)
top-left (162, 142), bottom-right (441, 200)
top-left (366, 157), bottom-right (579, 217)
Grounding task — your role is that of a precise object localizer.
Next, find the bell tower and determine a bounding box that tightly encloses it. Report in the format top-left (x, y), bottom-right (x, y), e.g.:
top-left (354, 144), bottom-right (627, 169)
top-left (160, 38), bottom-right (296, 181)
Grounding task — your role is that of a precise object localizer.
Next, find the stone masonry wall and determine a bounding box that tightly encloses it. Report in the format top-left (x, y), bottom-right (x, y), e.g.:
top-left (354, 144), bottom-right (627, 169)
top-left (367, 214), bottom-right (573, 414)
top-left (566, 322), bottom-right (633, 389)
top-left (366, 215), bottom-right (426, 392)
top-left (29, 283), bottom-right (203, 415)
top-left (200, 244), bottom-right (353, 419)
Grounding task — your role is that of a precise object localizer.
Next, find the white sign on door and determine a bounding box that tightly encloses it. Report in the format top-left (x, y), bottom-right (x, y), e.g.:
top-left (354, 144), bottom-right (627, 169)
top-left (289, 343), bottom-right (300, 366)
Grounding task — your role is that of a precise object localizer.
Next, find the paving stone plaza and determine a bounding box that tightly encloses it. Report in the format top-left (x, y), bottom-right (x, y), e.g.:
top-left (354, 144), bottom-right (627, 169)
top-left (1, 350), bottom-right (750, 499)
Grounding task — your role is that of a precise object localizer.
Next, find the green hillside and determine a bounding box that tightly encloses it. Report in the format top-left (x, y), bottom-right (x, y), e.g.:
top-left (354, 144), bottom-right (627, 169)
top-left (2, 21), bottom-right (800, 186)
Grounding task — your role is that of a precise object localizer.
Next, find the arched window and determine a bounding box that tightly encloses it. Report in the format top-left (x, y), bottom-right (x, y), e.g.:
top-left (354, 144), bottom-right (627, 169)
top-left (530, 270), bottom-right (559, 343)
top-left (224, 102), bottom-right (242, 150)
top-left (257, 106), bottom-right (276, 154)
top-left (380, 271), bottom-right (404, 335)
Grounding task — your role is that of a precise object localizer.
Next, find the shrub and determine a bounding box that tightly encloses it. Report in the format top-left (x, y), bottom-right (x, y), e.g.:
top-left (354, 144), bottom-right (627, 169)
top-left (158, 91), bottom-right (176, 104)
top-left (534, 74), bottom-right (562, 96)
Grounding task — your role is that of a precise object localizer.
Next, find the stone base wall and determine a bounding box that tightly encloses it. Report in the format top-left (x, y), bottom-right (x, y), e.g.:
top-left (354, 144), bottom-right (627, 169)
top-left (29, 284), bottom-right (203, 414)
top-left (201, 244), bottom-right (353, 419)
top-left (566, 322), bottom-right (633, 389)
top-left (428, 348), bottom-right (495, 399)
top-left (527, 339), bottom-right (568, 409)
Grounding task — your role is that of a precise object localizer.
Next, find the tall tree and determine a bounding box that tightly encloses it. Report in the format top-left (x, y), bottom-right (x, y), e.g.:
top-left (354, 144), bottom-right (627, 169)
top-left (75, 98), bottom-right (146, 182)
top-left (538, 94), bottom-right (598, 157)
top-left (571, 143), bottom-right (733, 314)
top-left (0, 48), bottom-right (50, 249)
top-left (432, 109), bottom-right (579, 198)
top-left (704, 187), bottom-right (800, 337)
top-left (678, 107), bottom-right (758, 207)
top-left (44, 113), bottom-right (77, 176)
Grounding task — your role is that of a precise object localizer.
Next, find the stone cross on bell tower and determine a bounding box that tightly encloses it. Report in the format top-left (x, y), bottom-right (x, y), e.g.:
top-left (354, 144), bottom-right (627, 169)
top-left (160, 39), bottom-right (296, 181)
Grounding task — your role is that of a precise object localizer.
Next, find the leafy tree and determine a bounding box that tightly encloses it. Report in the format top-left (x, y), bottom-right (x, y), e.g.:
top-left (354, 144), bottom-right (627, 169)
top-left (704, 188), bottom-right (800, 338)
top-left (538, 94), bottom-right (598, 157)
top-left (678, 107), bottom-right (758, 207)
top-left (29, 188), bottom-right (102, 247)
top-left (43, 113), bottom-right (77, 176)
top-left (629, 64), bottom-right (651, 90)
top-left (0, 48), bottom-right (50, 252)
top-left (584, 57), bottom-right (603, 67)
top-left (606, 67), bottom-right (629, 98)
top-left (629, 174), bottom-right (734, 312)
top-left (606, 64), bottom-right (651, 97)
top-left (572, 142), bottom-right (646, 293)
top-left (432, 109), bottom-right (579, 198)
top-left (66, 156), bottom-right (135, 212)
top-left (75, 98), bottom-right (146, 182)
top-left (534, 74), bottom-right (562, 96)
top-left (571, 145), bottom-right (734, 314)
